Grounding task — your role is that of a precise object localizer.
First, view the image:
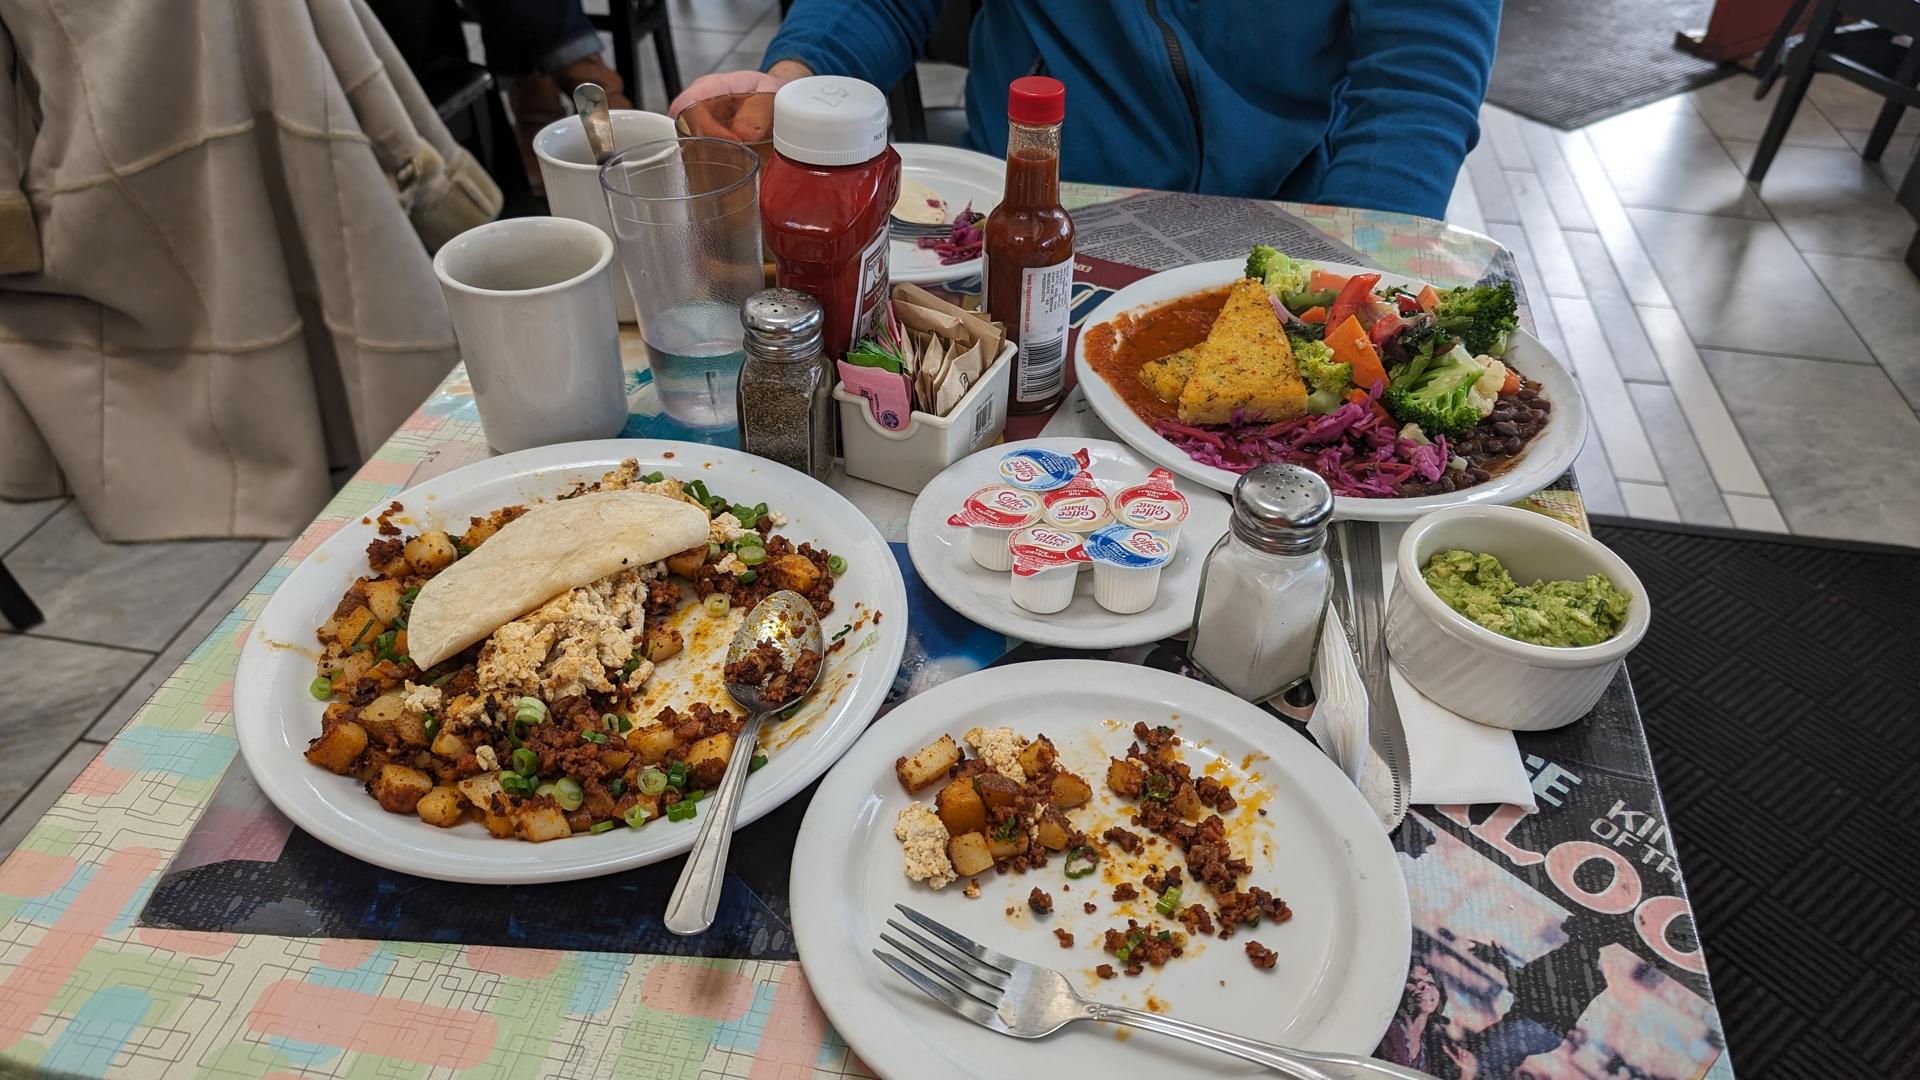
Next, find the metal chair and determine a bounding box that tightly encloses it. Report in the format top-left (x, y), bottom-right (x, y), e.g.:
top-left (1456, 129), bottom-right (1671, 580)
top-left (1749, 0), bottom-right (1920, 180)
top-left (589, 0), bottom-right (682, 111)
top-left (0, 562), bottom-right (42, 630)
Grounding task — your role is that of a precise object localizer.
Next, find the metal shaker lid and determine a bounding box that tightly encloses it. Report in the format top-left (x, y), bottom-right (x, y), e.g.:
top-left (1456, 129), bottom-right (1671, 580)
top-left (740, 288), bottom-right (823, 360)
top-left (1230, 464), bottom-right (1333, 554)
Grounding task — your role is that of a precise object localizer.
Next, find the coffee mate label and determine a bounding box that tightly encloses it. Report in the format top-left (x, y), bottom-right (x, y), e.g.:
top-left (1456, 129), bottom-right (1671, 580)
top-left (1114, 467), bottom-right (1190, 530)
top-left (947, 485), bottom-right (1042, 530)
top-left (1009, 526), bottom-right (1090, 576)
top-left (1040, 471), bottom-right (1112, 532)
top-left (998, 446), bottom-right (1091, 492)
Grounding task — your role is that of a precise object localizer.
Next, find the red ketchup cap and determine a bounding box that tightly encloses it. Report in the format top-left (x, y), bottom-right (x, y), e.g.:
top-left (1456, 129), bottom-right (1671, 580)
top-left (1008, 76), bottom-right (1066, 125)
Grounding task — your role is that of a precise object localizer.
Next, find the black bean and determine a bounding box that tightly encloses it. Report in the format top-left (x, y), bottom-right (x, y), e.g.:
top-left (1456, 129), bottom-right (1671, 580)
top-left (1504, 436), bottom-right (1524, 455)
top-left (1517, 388), bottom-right (1538, 401)
top-left (1492, 421), bottom-right (1519, 437)
top-left (1468, 468), bottom-right (1490, 483)
top-left (1437, 476), bottom-right (1457, 492)
top-left (1535, 399), bottom-right (1552, 413)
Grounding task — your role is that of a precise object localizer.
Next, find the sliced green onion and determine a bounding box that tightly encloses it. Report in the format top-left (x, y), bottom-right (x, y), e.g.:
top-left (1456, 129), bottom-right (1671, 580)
top-left (534, 782), bottom-right (557, 800)
top-left (1158, 930), bottom-right (1171, 941)
top-left (665, 761), bottom-right (688, 790)
top-left (609, 778), bottom-right (626, 797)
top-left (423, 715), bottom-right (439, 741)
top-left (749, 753), bottom-right (768, 772)
top-left (737, 569), bottom-right (758, 584)
top-left (703, 593), bottom-right (730, 616)
top-left (1116, 929), bottom-right (1145, 964)
top-left (1063, 848), bottom-right (1098, 879)
top-left (349, 616), bottom-right (377, 648)
top-left (687, 789), bottom-right (706, 802)
top-left (737, 544), bottom-right (767, 567)
top-left (616, 715), bottom-right (633, 733)
top-left (827, 554), bottom-right (847, 575)
top-left (428, 669), bottom-right (456, 687)
top-left (309, 675), bottom-right (334, 700)
top-left (511, 747), bottom-right (539, 777)
top-left (639, 768), bottom-right (668, 796)
top-left (454, 541), bottom-right (473, 557)
top-left (666, 800), bottom-right (697, 822)
top-left (640, 470), bottom-right (665, 484)
top-left (582, 730), bottom-right (607, 744)
top-left (688, 479), bottom-right (709, 501)
top-left (1143, 774), bottom-right (1172, 802)
top-left (500, 772), bottom-right (532, 796)
top-left (400, 585), bottom-right (421, 608)
top-left (588, 820), bottom-right (616, 834)
top-left (708, 542), bottom-right (722, 558)
top-left (993, 817), bottom-right (1020, 843)
top-left (514, 696), bottom-right (547, 726)
top-left (1155, 886), bottom-right (1183, 916)
top-left (622, 656), bottom-right (641, 677)
top-left (623, 804), bottom-right (651, 828)
top-left (553, 777), bottom-right (584, 811)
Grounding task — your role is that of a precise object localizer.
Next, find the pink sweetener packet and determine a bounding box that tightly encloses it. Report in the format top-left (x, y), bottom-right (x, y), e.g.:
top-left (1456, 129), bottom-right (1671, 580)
top-left (836, 360), bottom-right (914, 431)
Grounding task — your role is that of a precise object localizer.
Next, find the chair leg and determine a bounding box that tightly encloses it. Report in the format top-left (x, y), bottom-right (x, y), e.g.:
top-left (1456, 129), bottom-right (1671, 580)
top-left (1749, 0), bottom-right (1839, 182)
top-left (1862, 46), bottom-right (1920, 162)
top-left (1755, 0), bottom-right (1814, 98)
top-left (651, 9), bottom-right (683, 105)
top-left (0, 562), bottom-right (43, 630)
top-left (609, 0), bottom-right (642, 111)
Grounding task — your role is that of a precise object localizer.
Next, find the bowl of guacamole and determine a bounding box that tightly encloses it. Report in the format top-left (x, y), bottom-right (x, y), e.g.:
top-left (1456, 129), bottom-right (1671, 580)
top-left (1384, 505), bottom-right (1650, 731)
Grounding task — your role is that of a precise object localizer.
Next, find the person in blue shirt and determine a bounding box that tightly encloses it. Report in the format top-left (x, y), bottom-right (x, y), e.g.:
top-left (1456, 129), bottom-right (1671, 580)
top-left (667, 0), bottom-right (1498, 220)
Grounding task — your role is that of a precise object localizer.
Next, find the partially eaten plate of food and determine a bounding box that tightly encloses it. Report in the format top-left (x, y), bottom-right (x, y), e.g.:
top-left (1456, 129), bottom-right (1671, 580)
top-left (789, 660), bottom-right (1409, 1079)
top-left (234, 440), bottom-right (907, 884)
top-left (1073, 249), bottom-right (1588, 521)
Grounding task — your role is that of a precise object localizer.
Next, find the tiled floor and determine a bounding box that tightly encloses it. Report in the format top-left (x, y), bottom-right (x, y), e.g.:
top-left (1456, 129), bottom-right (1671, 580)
top-left (3, 26), bottom-right (1916, 860)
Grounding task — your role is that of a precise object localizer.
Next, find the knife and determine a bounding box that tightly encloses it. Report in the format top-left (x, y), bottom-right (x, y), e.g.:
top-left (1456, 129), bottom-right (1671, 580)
top-left (1340, 521), bottom-right (1412, 824)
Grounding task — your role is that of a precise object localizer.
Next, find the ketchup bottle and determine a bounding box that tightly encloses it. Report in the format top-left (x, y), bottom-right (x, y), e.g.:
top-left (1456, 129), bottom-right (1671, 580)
top-left (760, 76), bottom-right (902, 361)
top-left (985, 77), bottom-right (1075, 415)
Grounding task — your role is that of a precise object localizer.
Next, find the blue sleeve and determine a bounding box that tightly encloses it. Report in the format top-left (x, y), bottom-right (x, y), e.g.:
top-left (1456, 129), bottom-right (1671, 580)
top-left (760, 0), bottom-right (946, 91)
top-left (1316, 0), bottom-right (1499, 219)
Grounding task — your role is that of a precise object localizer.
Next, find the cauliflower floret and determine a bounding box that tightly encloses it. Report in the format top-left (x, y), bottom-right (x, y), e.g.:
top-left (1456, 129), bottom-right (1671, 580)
top-left (1466, 355), bottom-right (1509, 418)
top-left (709, 512), bottom-right (747, 544)
top-left (963, 726), bottom-right (1026, 782)
top-left (400, 681), bottom-right (443, 716)
top-left (895, 803), bottom-right (955, 890)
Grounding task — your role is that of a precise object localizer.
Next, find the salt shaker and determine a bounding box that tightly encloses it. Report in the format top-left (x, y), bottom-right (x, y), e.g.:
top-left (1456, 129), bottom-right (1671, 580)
top-left (1187, 464), bottom-right (1334, 701)
top-left (737, 288), bottom-right (833, 481)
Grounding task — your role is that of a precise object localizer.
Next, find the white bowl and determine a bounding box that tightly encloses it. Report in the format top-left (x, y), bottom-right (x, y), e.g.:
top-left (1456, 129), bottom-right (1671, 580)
top-left (1384, 505), bottom-right (1650, 731)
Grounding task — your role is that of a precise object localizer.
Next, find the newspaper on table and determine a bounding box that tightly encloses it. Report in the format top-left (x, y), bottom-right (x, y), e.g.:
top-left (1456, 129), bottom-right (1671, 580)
top-left (1068, 189), bottom-right (1375, 269)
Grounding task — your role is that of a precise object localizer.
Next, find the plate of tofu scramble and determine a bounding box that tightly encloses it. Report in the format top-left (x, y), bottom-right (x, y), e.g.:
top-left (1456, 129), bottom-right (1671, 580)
top-left (1073, 257), bottom-right (1586, 522)
top-left (235, 440), bottom-right (907, 884)
top-left (789, 660), bottom-right (1409, 1079)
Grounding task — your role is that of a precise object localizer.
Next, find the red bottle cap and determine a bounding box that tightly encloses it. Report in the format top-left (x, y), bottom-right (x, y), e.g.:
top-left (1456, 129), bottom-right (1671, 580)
top-left (1008, 76), bottom-right (1065, 125)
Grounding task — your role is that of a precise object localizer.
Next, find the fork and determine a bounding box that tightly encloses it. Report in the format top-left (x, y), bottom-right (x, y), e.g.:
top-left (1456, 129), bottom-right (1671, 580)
top-left (875, 904), bottom-right (1428, 1079)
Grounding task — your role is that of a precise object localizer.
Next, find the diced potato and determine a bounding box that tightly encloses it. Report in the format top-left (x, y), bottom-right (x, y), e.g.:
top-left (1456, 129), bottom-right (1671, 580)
top-left (1049, 772), bottom-right (1093, 809)
top-left (338, 648), bottom-right (376, 687)
top-left (391, 708), bottom-right (428, 748)
top-left (430, 728), bottom-right (470, 760)
top-left (457, 771), bottom-right (505, 811)
top-left (322, 701), bottom-right (354, 725)
top-left (368, 764), bottom-right (434, 814)
top-left (364, 578), bottom-right (407, 624)
top-left (974, 773), bottom-right (1021, 809)
top-left (895, 734), bottom-right (960, 793)
top-left (460, 517), bottom-right (502, 550)
top-left (768, 554), bottom-right (821, 594)
top-left (948, 831), bottom-right (994, 876)
top-left (304, 721), bottom-right (367, 774)
top-left (416, 785), bottom-right (464, 827)
top-left (1107, 758), bottom-right (1145, 797)
top-left (479, 808), bottom-right (516, 838)
top-left (626, 790), bottom-right (662, 826)
top-left (987, 828), bottom-right (1027, 861)
top-left (1017, 735), bottom-right (1058, 777)
top-left (665, 544), bottom-right (707, 578)
top-left (1035, 810), bottom-right (1071, 851)
top-left (599, 748), bottom-right (633, 773)
top-left (404, 530), bottom-right (459, 575)
top-left (1171, 782), bottom-right (1204, 821)
top-left (359, 693), bottom-right (406, 743)
top-left (628, 723), bottom-right (678, 765)
top-left (644, 623), bottom-right (684, 662)
top-left (685, 731), bottom-right (733, 789)
top-left (934, 777), bottom-right (987, 836)
top-left (514, 802), bottom-right (572, 842)
top-left (333, 605), bottom-right (381, 650)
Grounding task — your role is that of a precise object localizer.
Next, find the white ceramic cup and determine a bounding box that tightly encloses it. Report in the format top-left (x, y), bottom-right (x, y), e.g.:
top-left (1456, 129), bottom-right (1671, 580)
top-left (532, 109), bottom-right (678, 323)
top-left (432, 217), bottom-right (629, 454)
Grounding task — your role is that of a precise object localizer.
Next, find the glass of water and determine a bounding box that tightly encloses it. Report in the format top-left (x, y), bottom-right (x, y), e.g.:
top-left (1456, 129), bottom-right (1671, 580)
top-left (600, 137), bottom-right (763, 429)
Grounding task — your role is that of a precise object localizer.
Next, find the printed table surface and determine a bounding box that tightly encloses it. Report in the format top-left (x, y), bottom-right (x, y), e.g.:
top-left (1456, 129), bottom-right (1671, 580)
top-left (0, 186), bottom-right (1728, 1079)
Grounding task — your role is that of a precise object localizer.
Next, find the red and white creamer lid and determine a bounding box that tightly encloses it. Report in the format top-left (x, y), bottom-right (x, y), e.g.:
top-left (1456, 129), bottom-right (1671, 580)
top-left (948, 485), bottom-right (1043, 530)
top-left (1040, 471), bottom-right (1112, 532)
top-left (1009, 525), bottom-right (1091, 576)
top-left (1113, 468), bottom-right (1189, 530)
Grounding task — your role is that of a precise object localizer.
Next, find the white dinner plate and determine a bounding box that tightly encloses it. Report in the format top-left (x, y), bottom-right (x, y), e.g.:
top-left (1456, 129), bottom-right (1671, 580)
top-left (791, 660), bottom-right (1411, 1080)
top-left (890, 143), bottom-right (1004, 285)
top-left (1071, 258), bottom-right (1590, 521)
top-left (906, 438), bottom-right (1230, 649)
top-left (234, 440), bottom-right (908, 884)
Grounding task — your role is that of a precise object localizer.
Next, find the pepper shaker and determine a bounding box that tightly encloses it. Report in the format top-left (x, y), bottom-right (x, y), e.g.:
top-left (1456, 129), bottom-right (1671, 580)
top-left (1187, 464), bottom-right (1334, 701)
top-left (737, 288), bottom-right (834, 481)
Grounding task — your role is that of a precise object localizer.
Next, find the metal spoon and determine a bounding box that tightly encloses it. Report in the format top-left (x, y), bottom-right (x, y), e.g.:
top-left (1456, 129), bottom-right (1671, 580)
top-left (572, 83), bottom-right (617, 165)
top-left (663, 589), bottom-right (824, 936)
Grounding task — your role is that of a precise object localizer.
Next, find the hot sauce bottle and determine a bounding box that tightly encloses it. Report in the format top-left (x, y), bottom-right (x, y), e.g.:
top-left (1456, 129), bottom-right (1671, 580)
top-left (760, 76), bottom-right (902, 360)
top-left (985, 76), bottom-right (1075, 415)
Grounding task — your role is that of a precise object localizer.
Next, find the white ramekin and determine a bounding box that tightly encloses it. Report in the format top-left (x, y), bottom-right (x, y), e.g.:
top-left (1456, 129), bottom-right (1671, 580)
top-left (1383, 505), bottom-right (1651, 731)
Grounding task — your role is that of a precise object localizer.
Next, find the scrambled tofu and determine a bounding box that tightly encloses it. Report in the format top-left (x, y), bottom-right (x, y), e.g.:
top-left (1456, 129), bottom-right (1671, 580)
top-left (1140, 279), bottom-right (1307, 425)
top-left (709, 512), bottom-right (748, 544)
top-left (964, 726), bottom-right (1026, 782)
top-left (895, 803), bottom-right (956, 890)
top-left (476, 567), bottom-right (659, 702)
top-left (400, 681), bottom-right (442, 716)
top-left (592, 459), bottom-right (684, 501)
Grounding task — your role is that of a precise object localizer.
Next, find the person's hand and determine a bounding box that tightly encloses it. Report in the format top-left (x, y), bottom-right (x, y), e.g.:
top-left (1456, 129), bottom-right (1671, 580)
top-left (1442, 1042), bottom-right (1478, 1080)
top-left (668, 61), bottom-right (813, 141)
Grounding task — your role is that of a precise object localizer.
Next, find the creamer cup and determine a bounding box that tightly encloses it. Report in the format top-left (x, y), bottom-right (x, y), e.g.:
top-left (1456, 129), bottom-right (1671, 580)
top-left (1040, 471), bottom-right (1112, 535)
top-left (1008, 525), bottom-right (1090, 614)
top-left (998, 445), bottom-right (1091, 492)
top-left (947, 485), bottom-right (1043, 571)
top-left (1113, 467), bottom-right (1189, 539)
top-left (1083, 524), bottom-right (1174, 614)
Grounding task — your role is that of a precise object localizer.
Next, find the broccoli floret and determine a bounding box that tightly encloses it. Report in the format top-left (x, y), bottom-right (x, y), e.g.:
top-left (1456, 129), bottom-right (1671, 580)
top-left (1432, 281), bottom-right (1519, 356)
top-left (1246, 244), bottom-right (1314, 299)
top-left (1290, 336), bottom-right (1349, 395)
top-left (1382, 344), bottom-right (1484, 436)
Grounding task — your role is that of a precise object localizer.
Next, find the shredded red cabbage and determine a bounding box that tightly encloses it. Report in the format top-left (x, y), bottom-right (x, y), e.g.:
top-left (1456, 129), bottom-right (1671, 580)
top-left (916, 203), bottom-right (986, 265)
top-left (1151, 383), bottom-right (1451, 497)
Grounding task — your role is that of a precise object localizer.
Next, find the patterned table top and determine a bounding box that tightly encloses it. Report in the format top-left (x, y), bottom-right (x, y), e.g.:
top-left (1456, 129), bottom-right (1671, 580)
top-left (0, 187), bottom-right (1725, 1079)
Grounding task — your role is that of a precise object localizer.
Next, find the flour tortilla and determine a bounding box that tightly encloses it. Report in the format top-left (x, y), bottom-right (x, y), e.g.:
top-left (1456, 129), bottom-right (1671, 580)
top-left (406, 490), bottom-right (709, 669)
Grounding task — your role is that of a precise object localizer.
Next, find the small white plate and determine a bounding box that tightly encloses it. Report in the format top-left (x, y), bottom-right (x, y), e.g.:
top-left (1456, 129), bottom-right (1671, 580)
top-left (890, 143), bottom-right (1004, 285)
top-left (907, 438), bottom-right (1230, 649)
top-left (1071, 258), bottom-right (1590, 521)
top-left (234, 440), bottom-right (908, 884)
top-left (790, 660), bottom-right (1411, 1080)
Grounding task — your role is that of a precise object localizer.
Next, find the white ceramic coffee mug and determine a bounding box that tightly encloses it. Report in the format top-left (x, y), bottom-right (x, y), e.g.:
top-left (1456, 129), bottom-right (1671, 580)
top-left (533, 109), bottom-right (678, 323)
top-left (432, 217), bottom-right (628, 453)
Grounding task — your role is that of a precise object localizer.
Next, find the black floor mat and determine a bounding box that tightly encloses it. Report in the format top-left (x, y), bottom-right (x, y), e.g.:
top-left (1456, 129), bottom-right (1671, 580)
top-left (1490, 0), bottom-right (1735, 129)
top-left (1590, 517), bottom-right (1920, 1078)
